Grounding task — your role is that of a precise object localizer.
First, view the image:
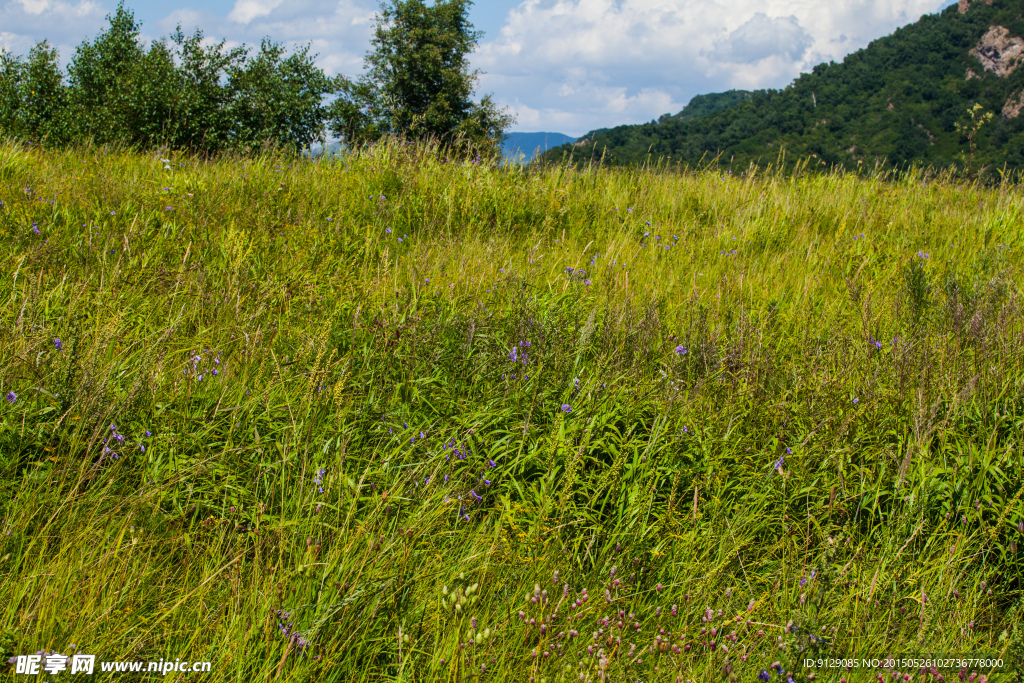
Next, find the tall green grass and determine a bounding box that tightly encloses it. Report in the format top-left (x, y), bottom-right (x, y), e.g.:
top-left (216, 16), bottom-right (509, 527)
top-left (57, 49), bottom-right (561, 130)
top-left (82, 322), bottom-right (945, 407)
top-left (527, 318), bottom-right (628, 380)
top-left (0, 139), bottom-right (1022, 682)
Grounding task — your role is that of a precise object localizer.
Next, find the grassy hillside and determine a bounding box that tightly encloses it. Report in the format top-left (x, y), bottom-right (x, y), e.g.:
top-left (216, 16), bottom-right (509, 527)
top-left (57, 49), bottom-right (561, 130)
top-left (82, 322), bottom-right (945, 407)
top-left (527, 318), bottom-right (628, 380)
top-left (546, 0), bottom-right (1024, 176)
top-left (0, 140), bottom-right (1023, 682)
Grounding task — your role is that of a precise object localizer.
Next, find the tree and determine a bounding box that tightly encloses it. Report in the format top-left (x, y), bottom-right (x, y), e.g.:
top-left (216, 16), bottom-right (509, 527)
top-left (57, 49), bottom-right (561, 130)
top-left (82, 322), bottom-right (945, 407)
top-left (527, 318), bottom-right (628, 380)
top-left (330, 0), bottom-right (513, 155)
top-left (167, 26), bottom-right (247, 152)
top-left (0, 41), bottom-right (72, 145)
top-left (226, 40), bottom-right (334, 152)
top-left (64, 3), bottom-right (332, 152)
top-left (67, 3), bottom-right (181, 147)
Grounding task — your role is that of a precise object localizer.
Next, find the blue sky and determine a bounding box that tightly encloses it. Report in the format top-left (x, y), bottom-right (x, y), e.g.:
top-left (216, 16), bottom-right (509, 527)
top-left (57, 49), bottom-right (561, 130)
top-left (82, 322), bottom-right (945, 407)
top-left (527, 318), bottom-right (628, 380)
top-left (1, 0), bottom-right (961, 136)
top-left (129, 0), bottom-right (525, 43)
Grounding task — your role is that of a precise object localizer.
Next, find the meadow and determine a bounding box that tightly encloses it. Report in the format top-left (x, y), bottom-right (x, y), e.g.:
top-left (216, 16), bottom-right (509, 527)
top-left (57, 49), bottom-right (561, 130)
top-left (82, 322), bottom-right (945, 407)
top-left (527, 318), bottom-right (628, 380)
top-left (0, 139), bottom-right (1022, 682)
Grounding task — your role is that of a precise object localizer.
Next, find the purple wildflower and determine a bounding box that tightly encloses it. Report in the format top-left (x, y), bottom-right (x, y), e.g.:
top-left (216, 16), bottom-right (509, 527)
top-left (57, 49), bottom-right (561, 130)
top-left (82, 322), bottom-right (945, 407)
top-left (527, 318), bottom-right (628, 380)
top-left (771, 456), bottom-right (785, 476)
top-left (54, 338), bottom-right (63, 351)
top-left (560, 404), bottom-right (572, 413)
top-left (5, 391), bottom-right (16, 404)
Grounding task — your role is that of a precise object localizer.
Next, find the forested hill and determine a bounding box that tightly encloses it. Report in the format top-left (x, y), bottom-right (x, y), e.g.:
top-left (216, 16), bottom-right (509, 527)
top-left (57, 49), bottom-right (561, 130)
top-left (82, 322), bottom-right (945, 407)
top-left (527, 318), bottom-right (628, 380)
top-left (542, 0), bottom-right (1024, 175)
top-left (672, 90), bottom-right (753, 122)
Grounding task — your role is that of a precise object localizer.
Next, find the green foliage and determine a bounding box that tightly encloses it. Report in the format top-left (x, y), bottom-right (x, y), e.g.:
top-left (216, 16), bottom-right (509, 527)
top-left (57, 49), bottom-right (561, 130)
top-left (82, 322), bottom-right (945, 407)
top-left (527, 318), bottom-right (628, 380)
top-left (902, 255), bottom-right (932, 328)
top-left (67, 3), bottom-right (181, 147)
top-left (0, 2), bottom-right (334, 153)
top-left (546, 0), bottom-right (1024, 178)
top-left (955, 101), bottom-right (996, 176)
top-left (0, 42), bottom-right (72, 145)
top-left (225, 40), bottom-right (334, 152)
top-left (165, 26), bottom-right (247, 152)
top-left (329, 0), bottom-right (513, 155)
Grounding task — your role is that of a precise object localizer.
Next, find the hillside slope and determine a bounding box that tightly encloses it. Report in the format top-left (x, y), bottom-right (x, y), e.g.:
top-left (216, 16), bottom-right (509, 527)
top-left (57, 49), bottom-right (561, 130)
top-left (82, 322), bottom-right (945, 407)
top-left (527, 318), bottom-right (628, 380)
top-left (544, 0), bottom-right (1024, 174)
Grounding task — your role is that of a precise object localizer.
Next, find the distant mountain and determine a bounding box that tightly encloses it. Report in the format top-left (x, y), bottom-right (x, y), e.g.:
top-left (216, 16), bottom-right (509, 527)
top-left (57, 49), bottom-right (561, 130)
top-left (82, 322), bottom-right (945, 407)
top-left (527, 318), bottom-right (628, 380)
top-left (308, 141), bottom-right (343, 158)
top-left (542, 0), bottom-right (1024, 176)
top-left (502, 132), bottom-right (577, 162)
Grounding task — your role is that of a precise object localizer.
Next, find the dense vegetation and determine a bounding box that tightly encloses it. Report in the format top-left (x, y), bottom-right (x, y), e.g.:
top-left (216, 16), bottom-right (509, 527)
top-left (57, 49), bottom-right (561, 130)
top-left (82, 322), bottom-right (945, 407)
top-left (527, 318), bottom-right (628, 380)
top-left (545, 0), bottom-right (1024, 177)
top-left (0, 139), bottom-right (1022, 681)
top-left (0, 0), bottom-right (509, 155)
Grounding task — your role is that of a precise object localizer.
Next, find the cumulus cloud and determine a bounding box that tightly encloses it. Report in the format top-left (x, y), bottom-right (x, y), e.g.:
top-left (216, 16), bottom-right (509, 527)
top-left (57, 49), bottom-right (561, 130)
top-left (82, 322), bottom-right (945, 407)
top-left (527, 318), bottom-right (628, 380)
top-left (715, 13), bottom-right (812, 63)
top-left (0, 0), bottom-right (106, 58)
top-left (228, 0), bottom-right (286, 24)
top-left (167, 0), bottom-right (375, 75)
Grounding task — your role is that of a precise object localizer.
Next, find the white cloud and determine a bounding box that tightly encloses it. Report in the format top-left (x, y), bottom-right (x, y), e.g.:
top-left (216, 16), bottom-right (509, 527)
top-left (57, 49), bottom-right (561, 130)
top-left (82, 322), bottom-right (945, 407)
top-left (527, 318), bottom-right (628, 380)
top-left (17, 0), bottom-right (51, 15)
top-left (162, 0), bottom-right (375, 73)
top-left (473, 0), bottom-right (956, 135)
top-left (0, 0), bottom-right (106, 60)
top-left (228, 0), bottom-right (285, 24)
top-left (714, 13), bottom-right (812, 63)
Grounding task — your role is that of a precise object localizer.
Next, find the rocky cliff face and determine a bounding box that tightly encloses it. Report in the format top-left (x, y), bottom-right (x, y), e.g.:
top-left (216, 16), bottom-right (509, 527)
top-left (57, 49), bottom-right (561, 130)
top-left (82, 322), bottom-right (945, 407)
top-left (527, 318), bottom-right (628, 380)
top-left (1004, 90), bottom-right (1024, 119)
top-left (969, 25), bottom-right (1024, 76)
top-left (959, 0), bottom-right (993, 13)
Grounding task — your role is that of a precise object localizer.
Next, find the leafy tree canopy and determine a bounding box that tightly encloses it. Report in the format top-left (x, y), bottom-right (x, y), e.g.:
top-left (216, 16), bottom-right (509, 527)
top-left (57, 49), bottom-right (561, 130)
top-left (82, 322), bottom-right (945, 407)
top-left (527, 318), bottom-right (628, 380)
top-left (329, 0), bottom-right (513, 155)
top-left (1, 2), bottom-right (334, 153)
